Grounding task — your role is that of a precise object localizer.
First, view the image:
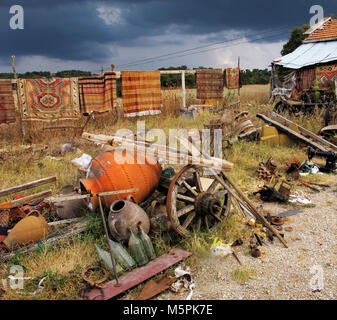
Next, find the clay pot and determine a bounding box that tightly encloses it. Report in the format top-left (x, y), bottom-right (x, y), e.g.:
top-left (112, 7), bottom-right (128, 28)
top-left (108, 196), bottom-right (150, 242)
top-left (146, 200), bottom-right (171, 232)
top-left (80, 149), bottom-right (162, 211)
top-left (3, 211), bottom-right (52, 250)
top-left (55, 185), bottom-right (86, 219)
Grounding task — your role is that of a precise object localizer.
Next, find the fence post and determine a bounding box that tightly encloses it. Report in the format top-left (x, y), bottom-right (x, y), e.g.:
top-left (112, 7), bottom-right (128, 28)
top-left (11, 55), bottom-right (25, 144)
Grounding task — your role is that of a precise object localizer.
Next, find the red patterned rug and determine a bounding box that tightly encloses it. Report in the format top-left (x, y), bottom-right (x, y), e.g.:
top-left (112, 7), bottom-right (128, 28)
top-left (316, 64), bottom-right (337, 88)
top-left (17, 77), bottom-right (80, 121)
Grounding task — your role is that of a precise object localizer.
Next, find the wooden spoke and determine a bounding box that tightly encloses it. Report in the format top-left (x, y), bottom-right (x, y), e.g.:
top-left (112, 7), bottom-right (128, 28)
top-left (196, 217), bottom-right (202, 232)
top-left (182, 211), bottom-right (196, 228)
top-left (214, 189), bottom-right (228, 197)
top-left (177, 194), bottom-right (195, 203)
top-left (167, 165), bottom-right (232, 238)
top-left (194, 171), bottom-right (203, 192)
top-left (207, 179), bottom-right (219, 193)
top-left (204, 215), bottom-right (209, 230)
top-left (182, 180), bottom-right (199, 196)
top-left (177, 205), bottom-right (194, 217)
top-left (210, 213), bottom-right (222, 222)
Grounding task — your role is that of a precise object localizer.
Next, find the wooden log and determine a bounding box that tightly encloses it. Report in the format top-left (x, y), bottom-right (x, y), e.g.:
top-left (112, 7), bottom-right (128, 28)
top-left (0, 176), bottom-right (56, 198)
top-left (46, 188), bottom-right (138, 203)
top-left (256, 113), bottom-right (327, 152)
top-left (9, 190), bottom-right (53, 208)
top-left (82, 132), bottom-right (234, 171)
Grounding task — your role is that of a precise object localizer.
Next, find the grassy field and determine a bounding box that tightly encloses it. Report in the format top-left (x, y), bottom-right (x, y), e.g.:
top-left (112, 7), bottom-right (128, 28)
top-left (0, 84), bottom-right (334, 299)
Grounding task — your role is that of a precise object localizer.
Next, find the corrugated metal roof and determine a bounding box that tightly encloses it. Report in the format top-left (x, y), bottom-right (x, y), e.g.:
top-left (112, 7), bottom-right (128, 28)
top-left (304, 19), bottom-right (337, 42)
top-left (273, 41), bottom-right (337, 69)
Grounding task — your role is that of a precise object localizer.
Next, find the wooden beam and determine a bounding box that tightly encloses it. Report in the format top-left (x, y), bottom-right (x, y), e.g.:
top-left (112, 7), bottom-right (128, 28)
top-left (0, 176), bottom-right (56, 198)
top-left (256, 113), bottom-right (328, 152)
top-left (10, 190), bottom-right (53, 208)
top-left (269, 111), bottom-right (337, 152)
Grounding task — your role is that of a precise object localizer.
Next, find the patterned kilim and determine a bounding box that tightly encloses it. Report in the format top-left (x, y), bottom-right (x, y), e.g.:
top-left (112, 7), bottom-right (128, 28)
top-left (225, 68), bottom-right (240, 89)
top-left (17, 77), bottom-right (80, 121)
top-left (197, 69), bottom-right (224, 100)
top-left (316, 64), bottom-right (337, 88)
top-left (79, 72), bottom-right (116, 114)
top-left (121, 71), bottom-right (162, 117)
top-left (0, 79), bottom-right (16, 124)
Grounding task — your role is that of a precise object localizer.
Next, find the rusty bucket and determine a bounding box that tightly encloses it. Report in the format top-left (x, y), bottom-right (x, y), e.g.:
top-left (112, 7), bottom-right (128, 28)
top-left (80, 149), bottom-right (162, 210)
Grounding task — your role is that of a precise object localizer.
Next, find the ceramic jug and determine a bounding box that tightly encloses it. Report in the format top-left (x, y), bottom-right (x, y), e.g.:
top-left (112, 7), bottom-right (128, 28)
top-left (108, 195), bottom-right (150, 242)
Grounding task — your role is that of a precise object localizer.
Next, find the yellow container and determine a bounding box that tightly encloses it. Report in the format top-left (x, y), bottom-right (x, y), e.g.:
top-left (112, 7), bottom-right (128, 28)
top-left (3, 211), bottom-right (52, 250)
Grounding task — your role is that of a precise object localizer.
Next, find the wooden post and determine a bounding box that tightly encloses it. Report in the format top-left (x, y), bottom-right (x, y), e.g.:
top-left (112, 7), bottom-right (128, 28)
top-left (111, 64), bottom-right (115, 72)
top-left (181, 70), bottom-right (186, 109)
top-left (11, 55), bottom-right (25, 144)
top-left (237, 56), bottom-right (241, 108)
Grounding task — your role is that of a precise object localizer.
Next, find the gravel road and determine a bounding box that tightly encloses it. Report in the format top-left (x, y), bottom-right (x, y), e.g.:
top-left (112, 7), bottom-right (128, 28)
top-left (163, 175), bottom-right (337, 300)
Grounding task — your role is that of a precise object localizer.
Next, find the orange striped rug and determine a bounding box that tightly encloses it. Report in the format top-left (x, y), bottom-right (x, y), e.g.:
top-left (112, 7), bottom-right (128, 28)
top-left (0, 79), bottom-right (16, 124)
top-left (79, 72), bottom-right (116, 114)
top-left (121, 71), bottom-right (162, 117)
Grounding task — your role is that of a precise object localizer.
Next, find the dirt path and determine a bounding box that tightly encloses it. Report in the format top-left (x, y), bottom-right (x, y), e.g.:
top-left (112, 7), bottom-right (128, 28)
top-left (163, 175), bottom-right (337, 300)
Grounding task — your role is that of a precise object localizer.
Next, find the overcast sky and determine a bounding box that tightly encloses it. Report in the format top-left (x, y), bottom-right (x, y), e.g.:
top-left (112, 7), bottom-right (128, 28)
top-left (0, 0), bottom-right (335, 73)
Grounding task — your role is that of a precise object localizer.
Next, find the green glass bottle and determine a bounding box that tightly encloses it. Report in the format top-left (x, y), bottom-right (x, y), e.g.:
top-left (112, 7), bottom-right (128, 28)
top-left (138, 223), bottom-right (156, 260)
top-left (107, 237), bottom-right (136, 269)
top-left (128, 228), bottom-right (148, 266)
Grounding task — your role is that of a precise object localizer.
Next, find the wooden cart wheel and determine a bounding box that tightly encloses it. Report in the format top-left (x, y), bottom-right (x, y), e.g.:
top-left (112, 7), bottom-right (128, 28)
top-left (166, 164), bottom-right (232, 237)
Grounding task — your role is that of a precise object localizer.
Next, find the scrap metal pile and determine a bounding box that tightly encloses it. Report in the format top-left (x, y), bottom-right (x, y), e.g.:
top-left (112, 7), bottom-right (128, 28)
top-left (0, 108), bottom-right (336, 300)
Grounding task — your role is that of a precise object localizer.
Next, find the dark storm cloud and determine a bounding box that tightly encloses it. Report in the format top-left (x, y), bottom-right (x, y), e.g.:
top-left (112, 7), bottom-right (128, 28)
top-left (0, 0), bottom-right (335, 64)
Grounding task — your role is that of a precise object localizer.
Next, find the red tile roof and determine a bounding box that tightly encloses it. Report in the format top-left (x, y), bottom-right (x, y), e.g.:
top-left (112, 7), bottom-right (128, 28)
top-left (304, 19), bottom-right (337, 42)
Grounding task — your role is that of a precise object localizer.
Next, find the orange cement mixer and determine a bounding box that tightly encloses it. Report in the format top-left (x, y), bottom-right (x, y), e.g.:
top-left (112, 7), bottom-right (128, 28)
top-left (80, 149), bottom-right (162, 210)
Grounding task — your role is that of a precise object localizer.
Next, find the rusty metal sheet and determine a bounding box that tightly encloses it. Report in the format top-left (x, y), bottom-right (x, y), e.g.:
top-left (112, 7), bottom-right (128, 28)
top-left (81, 248), bottom-right (192, 300)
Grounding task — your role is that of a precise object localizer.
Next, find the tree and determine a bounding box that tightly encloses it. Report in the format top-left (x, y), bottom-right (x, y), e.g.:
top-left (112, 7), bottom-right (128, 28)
top-left (281, 24), bottom-right (309, 56)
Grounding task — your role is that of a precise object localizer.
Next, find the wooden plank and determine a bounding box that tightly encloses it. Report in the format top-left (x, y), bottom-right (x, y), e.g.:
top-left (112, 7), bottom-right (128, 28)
top-left (256, 113), bottom-right (327, 152)
top-left (46, 188), bottom-right (139, 203)
top-left (270, 111), bottom-right (337, 152)
top-left (10, 190), bottom-right (53, 208)
top-left (81, 248), bottom-right (192, 300)
top-left (0, 176), bottom-right (56, 198)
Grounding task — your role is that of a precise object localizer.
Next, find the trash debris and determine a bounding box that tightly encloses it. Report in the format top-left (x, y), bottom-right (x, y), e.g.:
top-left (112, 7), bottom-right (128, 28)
top-left (81, 265), bottom-right (109, 289)
top-left (257, 157), bottom-right (278, 181)
top-left (307, 147), bottom-right (336, 173)
top-left (71, 153), bottom-right (92, 170)
top-left (137, 275), bottom-right (176, 300)
top-left (288, 193), bottom-right (312, 204)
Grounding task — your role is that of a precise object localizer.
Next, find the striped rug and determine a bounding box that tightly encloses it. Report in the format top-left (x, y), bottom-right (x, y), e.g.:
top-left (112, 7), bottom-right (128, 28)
top-left (196, 69), bottom-right (224, 100)
top-left (225, 68), bottom-right (240, 89)
top-left (79, 72), bottom-right (116, 114)
top-left (0, 79), bottom-right (16, 124)
top-left (121, 71), bottom-right (162, 117)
